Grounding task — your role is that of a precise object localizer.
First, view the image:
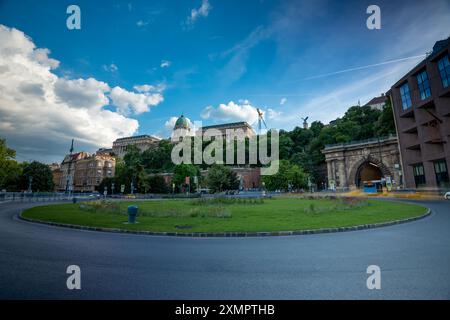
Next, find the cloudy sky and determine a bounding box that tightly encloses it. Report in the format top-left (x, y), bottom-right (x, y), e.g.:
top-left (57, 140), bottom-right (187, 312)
top-left (0, 0), bottom-right (449, 163)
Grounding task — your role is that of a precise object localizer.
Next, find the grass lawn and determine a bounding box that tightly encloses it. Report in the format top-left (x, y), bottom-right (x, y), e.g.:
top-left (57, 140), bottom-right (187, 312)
top-left (21, 198), bottom-right (427, 233)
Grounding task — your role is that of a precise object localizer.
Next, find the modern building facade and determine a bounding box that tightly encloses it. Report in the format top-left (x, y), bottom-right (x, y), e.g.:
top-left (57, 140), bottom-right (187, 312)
top-left (389, 37), bottom-right (450, 189)
top-left (323, 135), bottom-right (402, 191)
top-left (112, 135), bottom-right (160, 158)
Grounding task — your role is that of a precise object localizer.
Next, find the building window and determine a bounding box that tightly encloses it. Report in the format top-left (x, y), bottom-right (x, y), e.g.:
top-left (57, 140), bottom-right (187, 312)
top-left (413, 163), bottom-right (426, 188)
top-left (400, 83), bottom-right (412, 109)
top-left (416, 70), bottom-right (431, 100)
top-left (433, 159), bottom-right (449, 188)
top-left (438, 54), bottom-right (450, 88)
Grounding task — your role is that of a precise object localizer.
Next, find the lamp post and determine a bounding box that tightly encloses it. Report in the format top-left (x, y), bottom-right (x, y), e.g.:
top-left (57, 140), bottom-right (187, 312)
top-left (111, 182), bottom-right (115, 195)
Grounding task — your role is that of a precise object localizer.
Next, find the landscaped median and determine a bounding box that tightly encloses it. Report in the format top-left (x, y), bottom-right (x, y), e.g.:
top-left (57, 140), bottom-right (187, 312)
top-left (20, 197), bottom-right (429, 237)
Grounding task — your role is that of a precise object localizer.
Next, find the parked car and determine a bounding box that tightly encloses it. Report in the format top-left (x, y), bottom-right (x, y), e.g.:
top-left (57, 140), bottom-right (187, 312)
top-left (445, 191), bottom-right (450, 200)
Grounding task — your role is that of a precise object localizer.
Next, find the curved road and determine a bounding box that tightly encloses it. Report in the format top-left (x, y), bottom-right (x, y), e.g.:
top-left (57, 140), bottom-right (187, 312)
top-left (0, 200), bottom-right (449, 299)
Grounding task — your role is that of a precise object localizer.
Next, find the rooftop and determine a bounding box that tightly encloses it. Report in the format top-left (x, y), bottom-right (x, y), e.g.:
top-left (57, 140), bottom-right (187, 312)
top-left (392, 36), bottom-right (450, 88)
top-left (364, 95), bottom-right (387, 106)
top-left (201, 121), bottom-right (253, 130)
top-left (114, 134), bottom-right (160, 142)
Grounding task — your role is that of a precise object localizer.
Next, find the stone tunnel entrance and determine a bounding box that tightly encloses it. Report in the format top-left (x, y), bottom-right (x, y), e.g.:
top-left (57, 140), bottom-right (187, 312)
top-left (355, 161), bottom-right (383, 187)
top-left (322, 136), bottom-right (401, 190)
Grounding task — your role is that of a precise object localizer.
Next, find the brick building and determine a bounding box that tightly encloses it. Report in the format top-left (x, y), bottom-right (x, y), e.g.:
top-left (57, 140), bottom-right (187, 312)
top-left (388, 37), bottom-right (450, 189)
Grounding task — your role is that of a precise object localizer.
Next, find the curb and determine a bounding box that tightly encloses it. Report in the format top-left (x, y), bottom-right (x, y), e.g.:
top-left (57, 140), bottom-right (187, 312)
top-left (18, 208), bottom-right (432, 238)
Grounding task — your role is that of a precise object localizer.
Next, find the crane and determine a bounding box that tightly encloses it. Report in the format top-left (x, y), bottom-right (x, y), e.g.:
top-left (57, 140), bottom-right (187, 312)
top-left (256, 108), bottom-right (267, 134)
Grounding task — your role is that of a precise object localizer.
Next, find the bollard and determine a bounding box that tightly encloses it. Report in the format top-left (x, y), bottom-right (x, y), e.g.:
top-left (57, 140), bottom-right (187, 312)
top-left (127, 205), bottom-right (138, 223)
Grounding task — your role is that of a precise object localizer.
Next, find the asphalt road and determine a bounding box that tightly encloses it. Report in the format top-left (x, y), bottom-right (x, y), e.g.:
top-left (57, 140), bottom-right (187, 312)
top-left (0, 200), bottom-right (449, 299)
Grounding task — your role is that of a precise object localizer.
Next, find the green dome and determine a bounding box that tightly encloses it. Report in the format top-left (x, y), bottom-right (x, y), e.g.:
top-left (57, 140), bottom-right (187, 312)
top-left (174, 115), bottom-right (190, 130)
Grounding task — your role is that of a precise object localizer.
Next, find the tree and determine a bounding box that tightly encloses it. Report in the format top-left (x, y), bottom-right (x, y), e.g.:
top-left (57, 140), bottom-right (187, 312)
top-left (173, 164), bottom-right (200, 192)
top-left (97, 177), bottom-right (117, 194)
top-left (205, 165), bottom-right (239, 193)
top-left (0, 138), bottom-right (16, 160)
top-left (141, 140), bottom-right (174, 172)
top-left (374, 101), bottom-right (396, 137)
top-left (121, 145), bottom-right (147, 193)
top-left (262, 160), bottom-right (308, 191)
top-left (147, 175), bottom-right (169, 193)
top-left (20, 161), bottom-right (54, 192)
top-left (0, 138), bottom-right (23, 191)
top-left (0, 159), bottom-right (23, 191)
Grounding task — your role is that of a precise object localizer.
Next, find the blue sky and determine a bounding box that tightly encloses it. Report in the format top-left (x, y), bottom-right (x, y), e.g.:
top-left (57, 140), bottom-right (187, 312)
top-left (0, 0), bottom-right (449, 162)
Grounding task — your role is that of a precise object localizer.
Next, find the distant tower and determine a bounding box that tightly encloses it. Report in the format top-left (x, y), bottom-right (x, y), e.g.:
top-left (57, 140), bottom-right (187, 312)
top-left (65, 139), bottom-right (74, 194)
top-left (69, 138), bottom-right (74, 153)
top-left (172, 114), bottom-right (191, 141)
top-left (301, 116), bottom-right (309, 129)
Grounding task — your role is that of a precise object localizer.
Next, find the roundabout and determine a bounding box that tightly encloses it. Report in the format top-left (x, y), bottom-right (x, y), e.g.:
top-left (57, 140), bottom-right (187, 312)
top-left (19, 197), bottom-right (428, 236)
top-left (0, 199), bottom-right (449, 299)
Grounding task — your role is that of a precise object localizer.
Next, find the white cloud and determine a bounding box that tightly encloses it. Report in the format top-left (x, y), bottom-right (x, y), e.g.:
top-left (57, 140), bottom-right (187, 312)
top-left (164, 117), bottom-right (179, 131)
top-left (136, 20), bottom-right (149, 27)
top-left (109, 86), bottom-right (163, 115)
top-left (267, 108), bottom-right (282, 120)
top-left (55, 77), bottom-right (110, 109)
top-left (160, 60), bottom-right (171, 68)
top-left (102, 63), bottom-right (118, 72)
top-left (201, 100), bottom-right (262, 125)
top-left (31, 48), bottom-right (60, 69)
top-left (216, 26), bottom-right (271, 85)
top-left (187, 0), bottom-right (212, 26)
top-left (280, 97), bottom-right (287, 105)
top-left (133, 83), bottom-right (165, 93)
top-left (0, 24), bottom-right (159, 162)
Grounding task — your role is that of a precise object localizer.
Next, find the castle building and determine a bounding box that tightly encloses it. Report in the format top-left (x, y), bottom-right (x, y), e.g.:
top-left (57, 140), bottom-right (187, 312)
top-left (199, 122), bottom-right (256, 139)
top-left (112, 134), bottom-right (160, 158)
top-left (364, 94), bottom-right (388, 110)
top-left (171, 114), bottom-right (192, 141)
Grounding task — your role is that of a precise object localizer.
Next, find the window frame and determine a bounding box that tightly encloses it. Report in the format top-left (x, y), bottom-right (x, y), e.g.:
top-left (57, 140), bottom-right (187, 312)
top-left (416, 70), bottom-right (431, 100)
top-left (412, 163), bottom-right (426, 188)
top-left (399, 82), bottom-right (412, 110)
top-left (437, 54), bottom-right (450, 89)
top-left (433, 159), bottom-right (450, 188)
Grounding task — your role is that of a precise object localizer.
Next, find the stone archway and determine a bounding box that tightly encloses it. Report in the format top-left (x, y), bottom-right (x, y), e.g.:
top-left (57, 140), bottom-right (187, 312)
top-left (348, 155), bottom-right (392, 188)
